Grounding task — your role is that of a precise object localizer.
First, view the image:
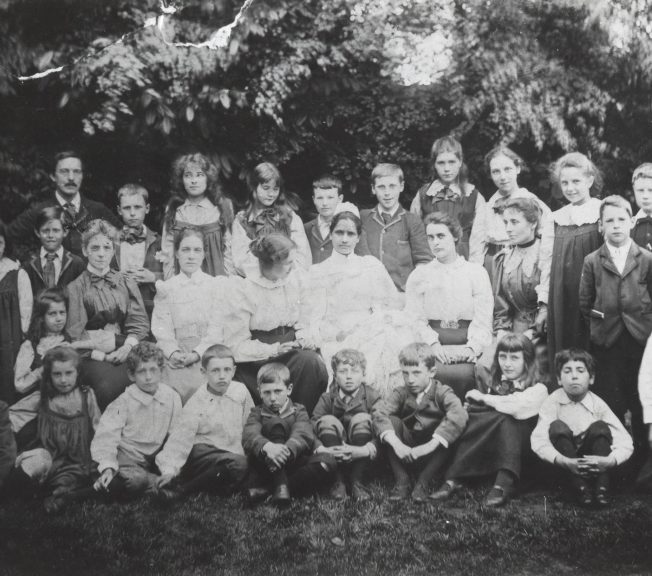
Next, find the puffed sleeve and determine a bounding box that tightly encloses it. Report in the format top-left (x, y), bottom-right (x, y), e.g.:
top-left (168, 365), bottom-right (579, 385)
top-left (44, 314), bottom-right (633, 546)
top-left (65, 275), bottom-right (89, 341)
top-left (403, 267), bottom-right (439, 346)
top-left (195, 277), bottom-right (228, 356)
top-left (369, 259), bottom-right (402, 312)
top-left (466, 263), bottom-right (493, 355)
top-left (293, 271), bottom-right (315, 349)
top-left (123, 276), bottom-right (150, 345)
top-left (17, 268), bottom-right (32, 333)
top-left (290, 211), bottom-right (312, 272)
top-left (306, 265), bottom-right (340, 346)
top-left (151, 279), bottom-right (180, 359)
top-left (14, 340), bottom-right (39, 396)
top-left (227, 277), bottom-right (282, 362)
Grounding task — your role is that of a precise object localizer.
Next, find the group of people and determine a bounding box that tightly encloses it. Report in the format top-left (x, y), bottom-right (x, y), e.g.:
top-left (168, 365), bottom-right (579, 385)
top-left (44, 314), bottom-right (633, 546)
top-left (0, 138), bottom-right (650, 513)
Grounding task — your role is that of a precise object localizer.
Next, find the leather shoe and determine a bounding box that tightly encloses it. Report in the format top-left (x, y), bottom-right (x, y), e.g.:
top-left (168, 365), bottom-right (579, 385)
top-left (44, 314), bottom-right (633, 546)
top-left (247, 486), bottom-right (271, 504)
top-left (273, 483), bottom-right (291, 505)
top-left (351, 481), bottom-right (371, 501)
top-left (575, 485), bottom-right (593, 507)
top-left (594, 487), bottom-right (610, 508)
top-left (389, 483), bottom-right (411, 501)
top-left (411, 483), bottom-right (429, 503)
top-left (484, 485), bottom-right (512, 508)
top-left (330, 480), bottom-right (348, 501)
top-left (429, 480), bottom-right (462, 502)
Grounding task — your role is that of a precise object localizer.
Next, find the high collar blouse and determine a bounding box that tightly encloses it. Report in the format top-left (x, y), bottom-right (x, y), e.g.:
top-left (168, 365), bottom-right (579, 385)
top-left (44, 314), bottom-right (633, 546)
top-left (404, 256), bottom-right (493, 355)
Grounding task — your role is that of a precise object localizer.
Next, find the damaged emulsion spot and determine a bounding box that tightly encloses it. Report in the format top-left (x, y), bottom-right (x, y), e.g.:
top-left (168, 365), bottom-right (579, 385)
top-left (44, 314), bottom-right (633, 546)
top-left (17, 0), bottom-right (256, 82)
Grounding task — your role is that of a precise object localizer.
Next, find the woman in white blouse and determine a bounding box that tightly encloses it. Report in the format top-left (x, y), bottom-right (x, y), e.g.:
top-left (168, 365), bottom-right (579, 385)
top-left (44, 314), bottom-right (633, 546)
top-left (227, 232), bottom-right (327, 413)
top-left (152, 228), bottom-right (227, 403)
top-left (308, 210), bottom-right (412, 397)
top-left (405, 212), bottom-right (493, 398)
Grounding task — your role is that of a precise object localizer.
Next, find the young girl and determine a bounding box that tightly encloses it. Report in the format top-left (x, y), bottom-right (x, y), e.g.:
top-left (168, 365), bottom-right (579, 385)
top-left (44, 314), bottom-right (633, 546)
top-left (161, 153), bottom-right (235, 279)
top-left (10, 346), bottom-right (101, 512)
top-left (0, 220), bottom-right (33, 404)
top-left (430, 333), bottom-right (548, 506)
top-left (66, 219), bottom-right (149, 410)
top-left (410, 136), bottom-right (485, 260)
top-left (470, 146), bottom-right (551, 277)
top-left (14, 289), bottom-right (71, 398)
top-left (541, 152), bottom-right (603, 362)
top-left (231, 162), bottom-right (311, 278)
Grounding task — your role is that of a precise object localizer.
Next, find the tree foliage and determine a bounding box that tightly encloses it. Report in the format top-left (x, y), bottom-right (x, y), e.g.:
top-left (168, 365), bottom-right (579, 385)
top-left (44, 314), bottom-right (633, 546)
top-left (1, 0), bottom-right (651, 222)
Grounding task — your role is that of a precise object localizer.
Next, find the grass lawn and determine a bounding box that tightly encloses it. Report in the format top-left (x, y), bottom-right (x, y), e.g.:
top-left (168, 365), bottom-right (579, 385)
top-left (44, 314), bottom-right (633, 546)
top-left (1, 478), bottom-right (652, 576)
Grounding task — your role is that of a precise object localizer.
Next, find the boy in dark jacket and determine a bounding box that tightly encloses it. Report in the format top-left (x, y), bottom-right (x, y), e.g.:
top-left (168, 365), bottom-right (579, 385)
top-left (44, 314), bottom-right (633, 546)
top-left (312, 349), bottom-right (382, 501)
top-left (243, 362), bottom-right (336, 505)
top-left (375, 342), bottom-right (467, 502)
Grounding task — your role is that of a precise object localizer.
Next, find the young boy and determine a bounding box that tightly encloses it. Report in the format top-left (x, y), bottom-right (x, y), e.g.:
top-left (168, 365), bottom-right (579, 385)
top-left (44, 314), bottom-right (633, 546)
top-left (91, 342), bottom-right (182, 499)
top-left (113, 184), bottom-right (163, 318)
top-left (360, 164), bottom-right (432, 291)
top-left (631, 163), bottom-right (652, 250)
top-left (579, 195), bottom-right (652, 452)
top-left (311, 349), bottom-right (382, 501)
top-left (531, 349), bottom-right (633, 507)
top-left (374, 342), bottom-right (467, 501)
top-left (22, 205), bottom-right (85, 297)
top-left (155, 344), bottom-right (253, 499)
top-left (242, 362), bottom-right (336, 505)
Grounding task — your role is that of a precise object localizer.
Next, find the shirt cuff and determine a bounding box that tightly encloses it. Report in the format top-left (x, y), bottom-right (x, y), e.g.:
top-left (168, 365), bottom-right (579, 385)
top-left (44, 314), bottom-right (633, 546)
top-left (97, 460), bottom-right (119, 474)
top-left (380, 430), bottom-right (397, 444)
top-left (124, 336), bottom-right (139, 348)
top-left (432, 433), bottom-right (448, 448)
top-left (91, 350), bottom-right (106, 362)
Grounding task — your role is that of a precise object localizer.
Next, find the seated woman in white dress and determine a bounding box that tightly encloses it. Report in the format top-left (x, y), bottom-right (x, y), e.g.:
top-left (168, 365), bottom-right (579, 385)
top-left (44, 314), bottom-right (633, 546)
top-left (308, 209), bottom-right (413, 397)
top-left (152, 228), bottom-right (227, 403)
top-left (227, 233), bottom-right (327, 414)
top-left (405, 212), bottom-right (493, 399)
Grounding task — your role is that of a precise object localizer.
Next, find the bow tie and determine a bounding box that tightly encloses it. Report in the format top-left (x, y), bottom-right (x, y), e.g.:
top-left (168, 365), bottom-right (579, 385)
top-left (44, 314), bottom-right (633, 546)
top-left (434, 187), bottom-right (459, 201)
top-left (89, 271), bottom-right (117, 288)
top-left (120, 226), bottom-right (147, 244)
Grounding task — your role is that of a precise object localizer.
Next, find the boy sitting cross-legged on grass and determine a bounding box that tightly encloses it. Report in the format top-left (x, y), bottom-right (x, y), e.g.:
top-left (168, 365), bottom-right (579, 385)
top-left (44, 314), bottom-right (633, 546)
top-left (374, 342), bottom-right (467, 502)
top-left (243, 362), bottom-right (336, 505)
top-left (155, 344), bottom-right (253, 500)
top-left (311, 349), bottom-right (382, 501)
top-left (91, 342), bottom-right (182, 500)
top-left (531, 348), bottom-right (633, 507)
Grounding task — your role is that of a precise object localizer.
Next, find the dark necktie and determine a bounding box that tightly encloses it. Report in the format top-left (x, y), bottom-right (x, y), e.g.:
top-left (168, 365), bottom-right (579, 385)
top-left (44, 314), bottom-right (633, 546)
top-left (62, 202), bottom-right (78, 228)
top-left (43, 253), bottom-right (57, 288)
top-left (381, 212), bottom-right (392, 225)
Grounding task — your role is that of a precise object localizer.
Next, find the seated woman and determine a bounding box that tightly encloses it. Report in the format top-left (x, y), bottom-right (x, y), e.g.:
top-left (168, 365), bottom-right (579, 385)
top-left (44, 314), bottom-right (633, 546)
top-left (405, 212), bottom-right (493, 399)
top-left (308, 209), bottom-right (412, 397)
top-left (493, 197), bottom-right (547, 341)
top-left (65, 219), bottom-right (149, 410)
top-left (152, 228), bottom-right (228, 403)
top-left (227, 233), bottom-right (327, 414)
top-left (430, 333), bottom-right (548, 506)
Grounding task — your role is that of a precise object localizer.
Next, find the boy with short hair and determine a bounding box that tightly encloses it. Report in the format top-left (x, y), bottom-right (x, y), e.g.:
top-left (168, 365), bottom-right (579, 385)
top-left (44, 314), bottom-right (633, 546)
top-left (374, 342), bottom-right (467, 501)
top-left (579, 195), bottom-right (652, 452)
top-left (113, 184), bottom-right (163, 318)
top-left (22, 205), bottom-right (85, 297)
top-left (311, 349), bottom-right (381, 501)
top-left (243, 362), bottom-right (336, 505)
top-left (91, 341), bottom-right (181, 499)
top-left (631, 163), bottom-right (652, 250)
top-left (360, 164), bottom-right (432, 291)
top-left (531, 349), bottom-right (633, 507)
top-left (155, 344), bottom-right (253, 498)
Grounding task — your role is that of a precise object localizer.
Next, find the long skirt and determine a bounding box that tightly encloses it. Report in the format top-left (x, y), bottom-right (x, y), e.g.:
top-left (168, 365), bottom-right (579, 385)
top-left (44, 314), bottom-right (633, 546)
top-left (547, 222), bottom-right (601, 367)
top-left (429, 320), bottom-right (476, 401)
top-left (235, 327), bottom-right (328, 415)
top-left (445, 407), bottom-right (535, 481)
top-left (0, 270), bottom-right (22, 405)
top-left (78, 359), bottom-right (130, 411)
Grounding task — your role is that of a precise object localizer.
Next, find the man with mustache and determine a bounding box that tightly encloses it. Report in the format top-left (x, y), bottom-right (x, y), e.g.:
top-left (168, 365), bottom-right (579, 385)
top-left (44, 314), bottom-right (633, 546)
top-left (8, 150), bottom-right (120, 258)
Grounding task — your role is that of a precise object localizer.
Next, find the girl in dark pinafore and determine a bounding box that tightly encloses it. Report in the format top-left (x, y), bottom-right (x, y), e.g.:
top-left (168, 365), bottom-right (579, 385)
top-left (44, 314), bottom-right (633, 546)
top-left (410, 135), bottom-right (485, 260)
top-left (0, 220), bottom-right (33, 405)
